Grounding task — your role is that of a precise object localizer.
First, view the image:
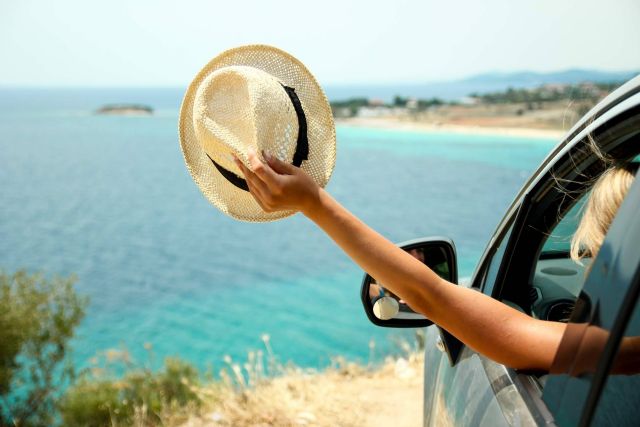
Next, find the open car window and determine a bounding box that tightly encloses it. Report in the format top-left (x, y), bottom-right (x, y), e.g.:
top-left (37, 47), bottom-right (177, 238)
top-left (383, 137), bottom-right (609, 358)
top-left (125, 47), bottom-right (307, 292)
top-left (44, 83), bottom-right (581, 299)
top-left (531, 194), bottom-right (591, 321)
top-left (540, 195), bottom-right (586, 256)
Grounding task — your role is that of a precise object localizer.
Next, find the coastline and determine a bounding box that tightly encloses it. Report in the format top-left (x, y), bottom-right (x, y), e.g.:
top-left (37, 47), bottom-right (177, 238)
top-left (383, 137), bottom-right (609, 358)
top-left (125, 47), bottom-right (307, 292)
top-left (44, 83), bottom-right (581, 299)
top-left (336, 117), bottom-right (566, 140)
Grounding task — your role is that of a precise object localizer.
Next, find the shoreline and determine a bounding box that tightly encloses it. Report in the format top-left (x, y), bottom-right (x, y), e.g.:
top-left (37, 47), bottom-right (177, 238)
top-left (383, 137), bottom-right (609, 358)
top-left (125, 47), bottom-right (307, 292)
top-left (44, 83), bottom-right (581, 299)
top-left (336, 117), bottom-right (566, 140)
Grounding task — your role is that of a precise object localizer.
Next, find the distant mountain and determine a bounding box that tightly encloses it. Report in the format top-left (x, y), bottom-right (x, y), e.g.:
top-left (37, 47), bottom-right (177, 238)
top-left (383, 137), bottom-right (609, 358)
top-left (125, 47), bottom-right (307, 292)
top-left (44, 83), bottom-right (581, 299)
top-left (463, 69), bottom-right (638, 86)
top-left (324, 69), bottom-right (639, 102)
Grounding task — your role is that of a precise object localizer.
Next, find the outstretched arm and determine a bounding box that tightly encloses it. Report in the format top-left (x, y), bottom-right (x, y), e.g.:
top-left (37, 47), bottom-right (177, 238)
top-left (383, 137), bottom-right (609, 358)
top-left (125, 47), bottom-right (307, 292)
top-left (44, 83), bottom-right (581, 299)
top-left (234, 151), bottom-right (566, 371)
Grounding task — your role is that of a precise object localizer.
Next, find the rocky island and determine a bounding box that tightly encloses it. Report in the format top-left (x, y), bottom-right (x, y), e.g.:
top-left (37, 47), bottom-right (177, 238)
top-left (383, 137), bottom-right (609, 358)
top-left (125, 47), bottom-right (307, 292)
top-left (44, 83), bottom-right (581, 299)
top-left (95, 104), bottom-right (153, 116)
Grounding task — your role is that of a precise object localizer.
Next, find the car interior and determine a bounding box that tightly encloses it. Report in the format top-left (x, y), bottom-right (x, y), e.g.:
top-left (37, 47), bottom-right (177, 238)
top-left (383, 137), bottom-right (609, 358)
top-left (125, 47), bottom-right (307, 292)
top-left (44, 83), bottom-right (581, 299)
top-left (492, 110), bottom-right (640, 390)
top-left (528, 154), bottom-right (640, 323)
top-left (500, 188), bottom-right (593, 321)
top-left (530, 195), bottom-right (592, 322)
top-left (494, 110), bottom-right (640, 316)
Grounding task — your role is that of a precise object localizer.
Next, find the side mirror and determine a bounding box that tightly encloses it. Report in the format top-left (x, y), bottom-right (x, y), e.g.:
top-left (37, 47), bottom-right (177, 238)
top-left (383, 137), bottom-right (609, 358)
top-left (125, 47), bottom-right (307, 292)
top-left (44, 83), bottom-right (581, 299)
top-left (360, 237), bottom-right (458, 328)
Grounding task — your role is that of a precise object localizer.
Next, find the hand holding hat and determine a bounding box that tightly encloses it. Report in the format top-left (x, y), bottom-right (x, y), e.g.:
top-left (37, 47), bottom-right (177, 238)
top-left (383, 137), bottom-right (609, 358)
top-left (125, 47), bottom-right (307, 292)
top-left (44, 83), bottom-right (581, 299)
top-left (179, 45), bottom-right (336, 222)
top-left (233, 149), bottom-right (322, 215)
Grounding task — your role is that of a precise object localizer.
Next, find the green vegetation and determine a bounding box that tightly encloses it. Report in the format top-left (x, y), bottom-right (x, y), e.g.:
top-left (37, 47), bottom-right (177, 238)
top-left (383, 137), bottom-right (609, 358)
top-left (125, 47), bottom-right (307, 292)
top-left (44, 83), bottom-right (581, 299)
top-left (330, 81), bottom-right (625, 118)
top-left (329, 97), bottom-right (368, 117)
top-left (0, 270), bottom-right (425, 426)
top-left (0, 270), bottom-right (204, 426)
top-left (330, 95), bottom-right (448, 118)
top-left (392, 95), bottom-right (447, 108)
top-left (0, 270), bottom-right (87, 426)
top-left (59, 356), bottom-right (201, 426)
top-left (469, 81), bottom-right (622, 105)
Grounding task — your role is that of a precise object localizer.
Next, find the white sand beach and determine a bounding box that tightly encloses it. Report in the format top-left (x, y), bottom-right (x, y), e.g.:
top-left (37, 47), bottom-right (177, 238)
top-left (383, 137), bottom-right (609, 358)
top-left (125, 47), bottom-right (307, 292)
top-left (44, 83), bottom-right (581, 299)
top-left (337, 117), bottom-right (566, 140)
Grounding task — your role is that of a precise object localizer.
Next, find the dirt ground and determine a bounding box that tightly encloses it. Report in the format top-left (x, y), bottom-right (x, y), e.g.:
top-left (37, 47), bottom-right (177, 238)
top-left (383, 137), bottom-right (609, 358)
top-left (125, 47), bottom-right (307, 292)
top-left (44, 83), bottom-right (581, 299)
top-left (343, 362), bottom-right (423, 427)
top-left (179, 353), bottom-right (424, 427)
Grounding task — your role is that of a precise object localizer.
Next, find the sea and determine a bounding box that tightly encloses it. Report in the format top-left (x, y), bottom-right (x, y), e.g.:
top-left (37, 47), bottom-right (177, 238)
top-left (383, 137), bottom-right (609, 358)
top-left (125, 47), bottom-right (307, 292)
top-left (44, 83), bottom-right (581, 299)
top-left (0, 88), bottom-right (557, 374)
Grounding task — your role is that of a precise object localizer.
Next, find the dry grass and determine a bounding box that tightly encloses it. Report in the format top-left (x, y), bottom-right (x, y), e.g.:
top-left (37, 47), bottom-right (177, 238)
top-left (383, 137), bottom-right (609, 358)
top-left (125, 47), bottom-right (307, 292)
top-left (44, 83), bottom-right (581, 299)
top-left (173, 335), bottom-right (424, 427)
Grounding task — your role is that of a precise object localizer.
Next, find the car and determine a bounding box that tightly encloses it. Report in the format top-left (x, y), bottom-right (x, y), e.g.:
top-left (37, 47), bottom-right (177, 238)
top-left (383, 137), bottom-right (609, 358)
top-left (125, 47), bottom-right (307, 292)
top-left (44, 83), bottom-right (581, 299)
top-left (360, 75), bottom-right (640, 426)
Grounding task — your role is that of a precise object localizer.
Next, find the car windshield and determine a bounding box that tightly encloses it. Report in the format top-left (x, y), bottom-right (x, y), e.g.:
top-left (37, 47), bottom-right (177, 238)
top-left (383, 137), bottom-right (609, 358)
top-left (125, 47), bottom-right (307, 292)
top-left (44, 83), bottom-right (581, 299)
top-left (540, 195), bottom-right (587, 256)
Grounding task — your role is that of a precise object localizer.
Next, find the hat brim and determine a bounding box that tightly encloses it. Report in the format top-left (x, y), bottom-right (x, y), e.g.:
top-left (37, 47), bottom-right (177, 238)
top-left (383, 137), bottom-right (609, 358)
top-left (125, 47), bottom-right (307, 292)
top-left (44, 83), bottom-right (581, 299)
top-left (179, 45), bottom-right (336, 222)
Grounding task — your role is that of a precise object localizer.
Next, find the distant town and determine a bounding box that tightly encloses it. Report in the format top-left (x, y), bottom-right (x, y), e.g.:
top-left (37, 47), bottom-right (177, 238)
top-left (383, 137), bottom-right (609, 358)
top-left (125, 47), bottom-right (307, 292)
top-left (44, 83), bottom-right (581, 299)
top-left (331, 81), bottom-right (625, 131)
top-left (331, 81), bottom-right (621, 118)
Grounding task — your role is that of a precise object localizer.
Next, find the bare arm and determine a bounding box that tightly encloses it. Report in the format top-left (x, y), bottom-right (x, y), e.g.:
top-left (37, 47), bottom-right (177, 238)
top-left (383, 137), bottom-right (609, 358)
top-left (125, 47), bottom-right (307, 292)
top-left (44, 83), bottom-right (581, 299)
top-left (235, 151), bottom-right (566, 371)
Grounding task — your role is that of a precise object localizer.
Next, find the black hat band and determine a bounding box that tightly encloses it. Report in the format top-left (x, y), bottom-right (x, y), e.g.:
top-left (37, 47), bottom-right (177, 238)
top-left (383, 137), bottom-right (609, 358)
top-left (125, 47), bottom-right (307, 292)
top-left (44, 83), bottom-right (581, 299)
top-left (206, 84), bottom-right (309, 192)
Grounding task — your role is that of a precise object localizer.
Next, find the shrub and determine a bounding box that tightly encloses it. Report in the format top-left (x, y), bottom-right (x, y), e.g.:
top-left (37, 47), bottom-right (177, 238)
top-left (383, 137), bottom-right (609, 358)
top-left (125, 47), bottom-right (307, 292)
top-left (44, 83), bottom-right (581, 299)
top-left (0, 270), bottom-right (87, 426)
top-left (56, 379), bottom-right (123, 427)
top-left (59, 357), bottom-right (201, 426)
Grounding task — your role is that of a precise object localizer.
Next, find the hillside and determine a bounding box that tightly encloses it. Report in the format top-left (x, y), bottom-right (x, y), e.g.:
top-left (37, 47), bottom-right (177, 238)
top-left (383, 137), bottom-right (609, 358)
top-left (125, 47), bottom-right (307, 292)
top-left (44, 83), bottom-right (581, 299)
top-left (325, 69), bottom-right (638, 102)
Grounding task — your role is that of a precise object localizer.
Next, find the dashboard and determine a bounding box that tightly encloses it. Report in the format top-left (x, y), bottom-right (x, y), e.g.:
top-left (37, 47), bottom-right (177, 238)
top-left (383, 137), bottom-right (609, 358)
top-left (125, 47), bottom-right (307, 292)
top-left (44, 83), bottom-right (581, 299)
top-left (530, 255), bottom-right (591, 321)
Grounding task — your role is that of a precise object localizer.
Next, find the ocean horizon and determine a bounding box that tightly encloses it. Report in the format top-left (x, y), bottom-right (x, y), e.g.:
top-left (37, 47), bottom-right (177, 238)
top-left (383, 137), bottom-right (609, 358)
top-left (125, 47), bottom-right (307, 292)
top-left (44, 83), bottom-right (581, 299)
top-left (1, 68), bottom-right (636, 105)
top-left (0, 88), bottom-right (558, 374)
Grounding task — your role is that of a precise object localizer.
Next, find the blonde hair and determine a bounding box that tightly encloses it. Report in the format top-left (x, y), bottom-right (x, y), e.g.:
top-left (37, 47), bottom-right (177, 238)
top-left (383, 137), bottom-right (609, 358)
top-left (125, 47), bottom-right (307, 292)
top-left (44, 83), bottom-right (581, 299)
top-left (570, 165), bottom-right (636, 262)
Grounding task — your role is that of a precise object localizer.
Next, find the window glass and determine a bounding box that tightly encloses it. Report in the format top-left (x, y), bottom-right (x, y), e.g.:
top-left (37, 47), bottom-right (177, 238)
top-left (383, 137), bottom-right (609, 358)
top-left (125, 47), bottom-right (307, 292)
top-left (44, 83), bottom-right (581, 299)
top-left (591, 295), bottom-right (640, 426)
top-left (531, 194), bottom-right (591, 321)
top-left (540, 196), bottom-right (587, 255)
top-left (481, 221), bottom-right (514, 296)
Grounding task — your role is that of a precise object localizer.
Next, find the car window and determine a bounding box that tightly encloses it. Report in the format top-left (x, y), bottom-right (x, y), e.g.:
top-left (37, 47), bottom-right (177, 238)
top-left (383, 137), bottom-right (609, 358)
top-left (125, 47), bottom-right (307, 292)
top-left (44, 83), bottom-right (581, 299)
top-left (480, 220), bottom-right (514, 297)
top-left (530, 193), bottom-right (591, 321)
top-left (591, 299), bottom-right (640, 426)
top-left (540, 196), bottom-right (586, 255)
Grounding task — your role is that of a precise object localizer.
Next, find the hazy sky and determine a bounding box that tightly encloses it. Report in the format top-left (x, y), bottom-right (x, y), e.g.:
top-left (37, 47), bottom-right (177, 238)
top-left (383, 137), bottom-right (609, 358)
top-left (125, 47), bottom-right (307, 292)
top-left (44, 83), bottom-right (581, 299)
top-left (1, 0), bottom-right (639, 87)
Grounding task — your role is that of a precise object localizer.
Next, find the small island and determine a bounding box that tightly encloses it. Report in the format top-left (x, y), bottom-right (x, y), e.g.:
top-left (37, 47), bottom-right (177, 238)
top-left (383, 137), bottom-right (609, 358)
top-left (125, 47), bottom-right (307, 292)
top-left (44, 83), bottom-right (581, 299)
top-left (95, 104), bottom-right (153, 116)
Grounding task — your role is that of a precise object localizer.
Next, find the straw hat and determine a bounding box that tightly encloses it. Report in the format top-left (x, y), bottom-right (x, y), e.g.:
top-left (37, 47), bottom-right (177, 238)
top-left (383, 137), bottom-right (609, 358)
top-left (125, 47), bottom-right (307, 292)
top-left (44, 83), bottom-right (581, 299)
top-left (179, 45), bottom-right (336, 222)
top-left (373, 296), bottom-right (400, 320)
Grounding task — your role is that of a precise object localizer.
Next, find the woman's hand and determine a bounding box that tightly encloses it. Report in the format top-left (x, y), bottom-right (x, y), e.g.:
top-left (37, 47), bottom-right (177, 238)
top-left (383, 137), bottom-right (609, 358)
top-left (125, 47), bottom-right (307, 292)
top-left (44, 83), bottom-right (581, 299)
top-left (233, 150), bottom-right (321, 215)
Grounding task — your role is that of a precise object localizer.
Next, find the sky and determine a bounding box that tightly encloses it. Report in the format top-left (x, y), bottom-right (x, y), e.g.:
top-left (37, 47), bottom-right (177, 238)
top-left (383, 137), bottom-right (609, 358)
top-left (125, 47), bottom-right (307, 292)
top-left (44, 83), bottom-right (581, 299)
top-left (1, 0), bottom-right (639, 87)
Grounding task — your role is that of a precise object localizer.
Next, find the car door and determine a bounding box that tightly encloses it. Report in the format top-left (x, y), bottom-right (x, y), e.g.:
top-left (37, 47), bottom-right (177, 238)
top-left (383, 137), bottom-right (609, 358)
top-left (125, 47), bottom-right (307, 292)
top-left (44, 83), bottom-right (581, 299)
top-left (423, 77), bottom-right (640, 426)
top-left (542, 167), bottom-right (640, 426)
top-left (422, 218), bottom-right (545, 427)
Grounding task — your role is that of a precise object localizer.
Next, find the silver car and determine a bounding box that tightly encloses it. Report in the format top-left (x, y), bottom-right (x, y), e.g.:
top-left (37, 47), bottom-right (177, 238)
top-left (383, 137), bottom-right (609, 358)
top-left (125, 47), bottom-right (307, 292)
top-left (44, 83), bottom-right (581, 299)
top-left (361, 75), bottom-right (640, 426)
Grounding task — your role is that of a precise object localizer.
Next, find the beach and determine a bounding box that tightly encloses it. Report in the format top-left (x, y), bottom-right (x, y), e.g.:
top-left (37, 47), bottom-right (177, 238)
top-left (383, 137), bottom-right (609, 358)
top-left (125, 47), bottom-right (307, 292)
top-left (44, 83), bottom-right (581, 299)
top-left (332, 95), bottom-right (591, 140)
top-left (336, 116), bottom-right (566, 140)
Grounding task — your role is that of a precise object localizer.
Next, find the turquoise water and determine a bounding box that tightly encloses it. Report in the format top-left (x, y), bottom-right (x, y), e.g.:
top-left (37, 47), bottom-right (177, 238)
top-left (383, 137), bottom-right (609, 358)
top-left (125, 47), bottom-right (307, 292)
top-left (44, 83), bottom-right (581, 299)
top-left (0, 89), bottom-right (557, 373)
